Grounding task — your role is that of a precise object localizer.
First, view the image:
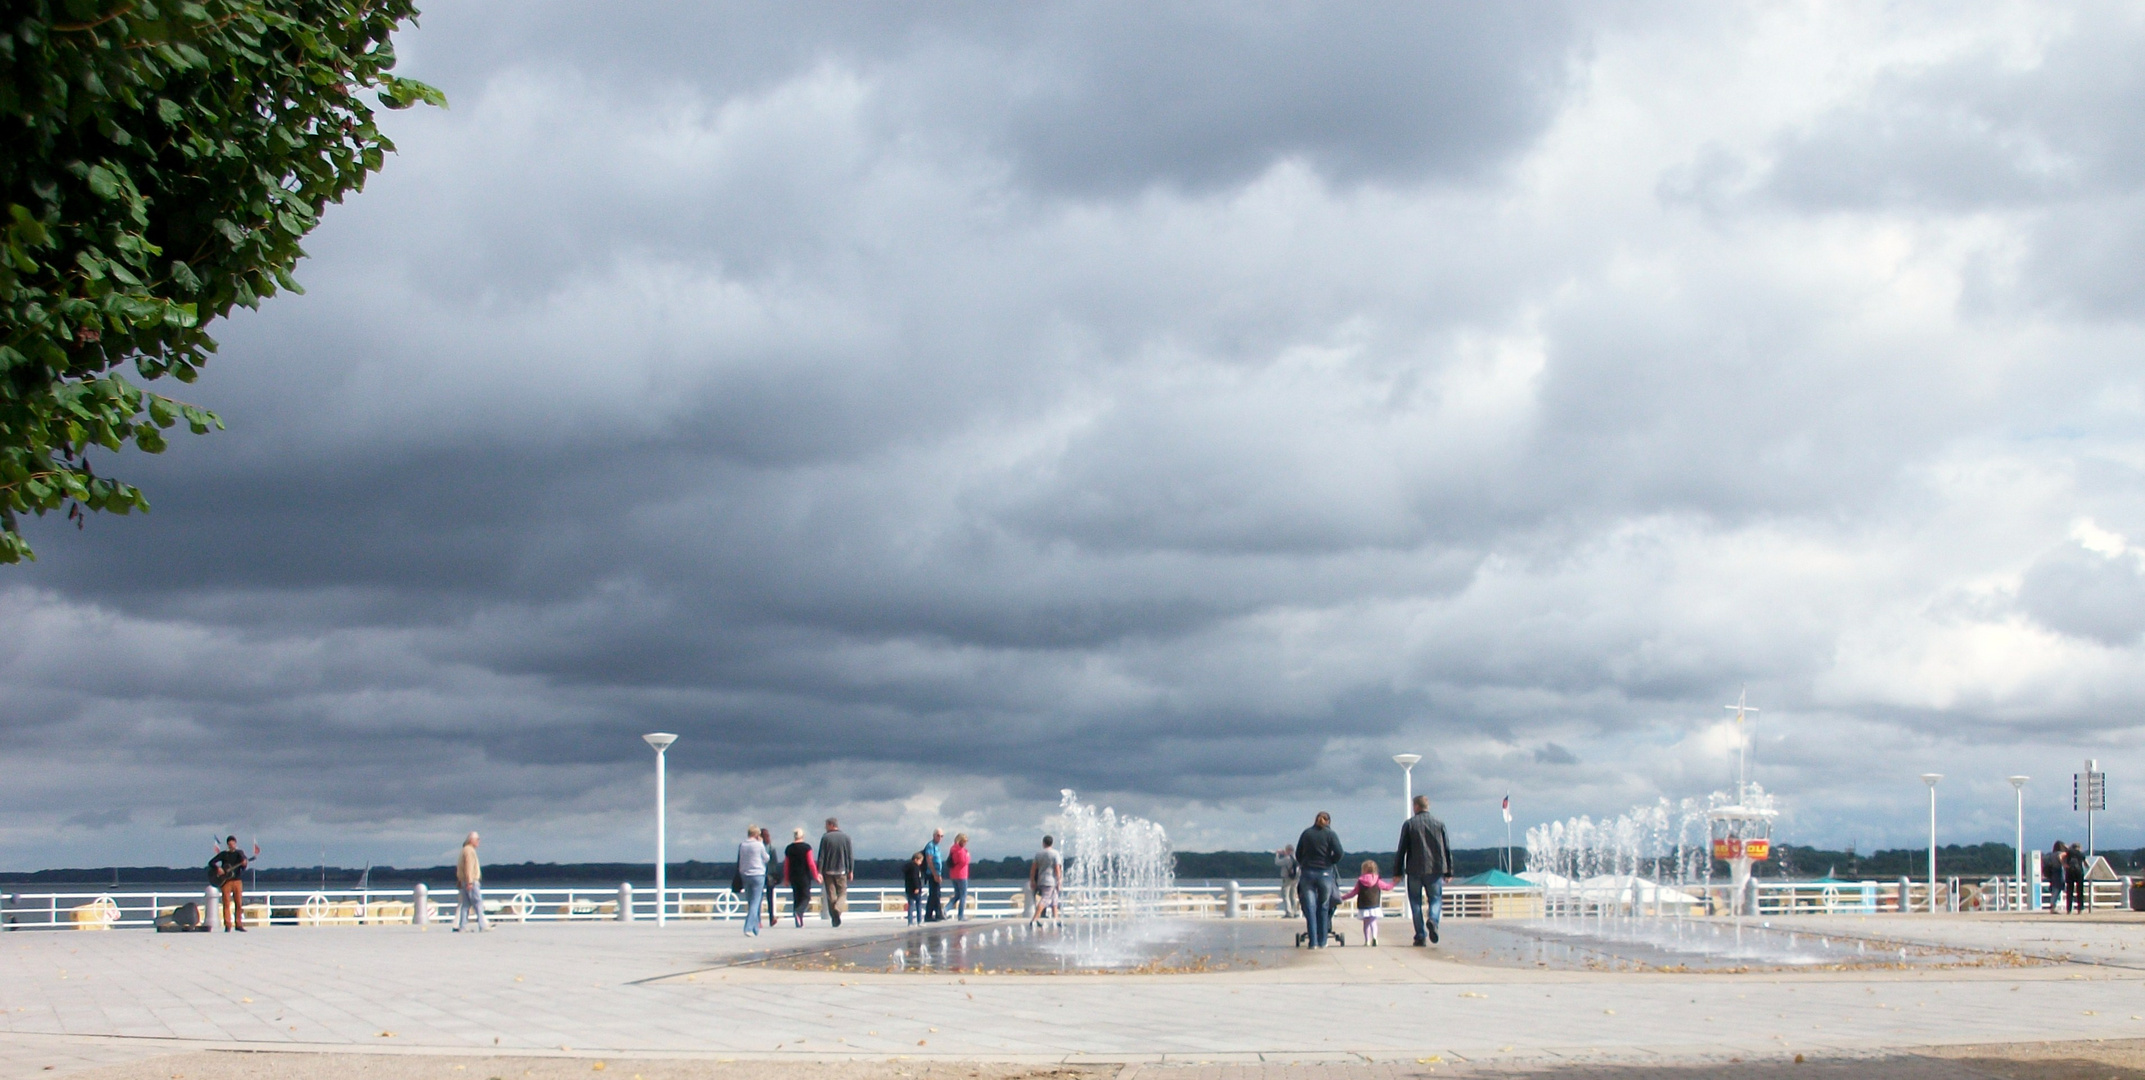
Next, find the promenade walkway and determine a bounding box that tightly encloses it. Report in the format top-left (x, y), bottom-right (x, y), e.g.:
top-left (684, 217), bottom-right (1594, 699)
top-left (0, 914), bottom-right (2138, 1079)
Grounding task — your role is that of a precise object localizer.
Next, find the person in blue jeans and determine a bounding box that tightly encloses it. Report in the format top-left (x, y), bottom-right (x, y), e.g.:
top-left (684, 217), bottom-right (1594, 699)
top-left (737, 824), bottom-right (769, 936)
top-left (947, 833), bottom-right (972, 920)
top-left (902, 851), bottom-right (928, 924)
top-left (921, 829), bottom-right (946, 921)
top-left (1294, 811), bottom-right (1342, 947)
top-left (1395, 794), bottom-right (1452, 945)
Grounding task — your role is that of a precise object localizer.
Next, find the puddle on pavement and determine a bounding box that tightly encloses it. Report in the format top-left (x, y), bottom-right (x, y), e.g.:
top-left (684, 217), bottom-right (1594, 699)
top-left (743, 918), bottom-right (1301, 974)
top-left (711, 915), bottom-right (2048, 977)
top-left (1441, 919), bottom-right (2048, 973)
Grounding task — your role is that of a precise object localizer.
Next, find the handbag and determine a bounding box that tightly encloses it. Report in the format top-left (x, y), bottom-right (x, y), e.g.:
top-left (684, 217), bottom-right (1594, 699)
top-left (730, 869), bottom-right (744, 892)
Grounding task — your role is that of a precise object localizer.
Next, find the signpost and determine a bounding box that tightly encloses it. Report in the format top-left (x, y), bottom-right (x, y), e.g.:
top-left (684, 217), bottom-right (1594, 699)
top-left (2074, 759), bottom-right (2106, 856)
top-left (1708, 692), bottom-right (1775, 917)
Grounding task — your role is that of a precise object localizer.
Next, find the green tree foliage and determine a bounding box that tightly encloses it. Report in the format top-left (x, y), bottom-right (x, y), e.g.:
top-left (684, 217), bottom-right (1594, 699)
top-left (1, 0), bottom-right (441, 563)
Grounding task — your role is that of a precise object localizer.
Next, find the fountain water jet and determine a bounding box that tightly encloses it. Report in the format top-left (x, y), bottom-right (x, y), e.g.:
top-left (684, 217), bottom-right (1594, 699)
top-left (1050, 789), bottom-right (1175, 919)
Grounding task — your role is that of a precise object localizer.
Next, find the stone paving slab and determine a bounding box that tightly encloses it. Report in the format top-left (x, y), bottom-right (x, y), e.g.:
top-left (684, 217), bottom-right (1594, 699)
top-left (0, 917), bottom-right (2141, 1079)
top-left (29, 1041), bottom-right (2145, 1080)
top-left (1758, 912), bottom-right (2145, 969)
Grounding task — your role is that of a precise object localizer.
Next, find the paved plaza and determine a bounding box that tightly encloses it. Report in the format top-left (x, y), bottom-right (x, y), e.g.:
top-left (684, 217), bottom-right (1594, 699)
top-left (0, 913), bottom-right (2140, 1079)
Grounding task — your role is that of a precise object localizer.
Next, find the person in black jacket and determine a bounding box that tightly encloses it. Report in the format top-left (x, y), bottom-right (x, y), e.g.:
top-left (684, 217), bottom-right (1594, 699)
top-left (2042, 841), bottom-right (2062, 912)
top-left (1294, 812), bottom-right (1343, 948)
top-left (2064, 842), bottom-right (2087, 914)
top-left (206, 836), bottom-right (255, 932)
top-left (902, 852), bottom-right (928, 925)
top-left (1395, 795), bottom-right (1452, 945)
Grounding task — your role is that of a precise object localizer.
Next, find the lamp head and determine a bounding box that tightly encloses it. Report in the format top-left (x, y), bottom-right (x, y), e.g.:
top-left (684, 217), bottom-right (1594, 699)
top-left (2007, 775), bottom-right (2029, 788)
top-left (1392, 753), bottom-right (1422, 767)
top-left (1919, 772), bottom-right (1943, 786)
top-left (643, 732), bottom-right (678, 752)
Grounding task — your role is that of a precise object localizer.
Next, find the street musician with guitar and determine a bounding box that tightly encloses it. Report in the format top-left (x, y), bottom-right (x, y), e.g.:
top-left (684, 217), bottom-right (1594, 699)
top-left (207, 836), bottom-right (257, 932)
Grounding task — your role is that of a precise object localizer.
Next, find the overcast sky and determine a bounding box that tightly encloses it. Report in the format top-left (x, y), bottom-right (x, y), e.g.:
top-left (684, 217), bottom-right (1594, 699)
top-left (7, 1), bottom-right (2145, 871)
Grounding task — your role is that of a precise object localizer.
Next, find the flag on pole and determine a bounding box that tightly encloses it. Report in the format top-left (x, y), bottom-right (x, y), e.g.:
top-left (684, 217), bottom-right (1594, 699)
top-left (1501, 794), bottom-right (1512, 823)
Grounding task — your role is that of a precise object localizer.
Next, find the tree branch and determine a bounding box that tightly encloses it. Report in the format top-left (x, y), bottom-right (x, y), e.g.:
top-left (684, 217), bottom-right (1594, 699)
top-left (50, 3), bottom-right (138, 32)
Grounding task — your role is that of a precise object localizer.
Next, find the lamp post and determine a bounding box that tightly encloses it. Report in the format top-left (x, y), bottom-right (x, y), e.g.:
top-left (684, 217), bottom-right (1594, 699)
top-left (1919, 773), bottom-right (1942, 913)
top-left (2007, 775), bottom-right (2029, 911)
top-left (1392, 754), bottom-right (1421, 819)
top-left (644, 733), bottom-right (678, 925)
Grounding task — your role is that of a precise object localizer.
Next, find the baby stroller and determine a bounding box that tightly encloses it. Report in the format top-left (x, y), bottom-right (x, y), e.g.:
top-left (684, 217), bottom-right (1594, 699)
top-left (1293, 885), bottom-right (1346, 947)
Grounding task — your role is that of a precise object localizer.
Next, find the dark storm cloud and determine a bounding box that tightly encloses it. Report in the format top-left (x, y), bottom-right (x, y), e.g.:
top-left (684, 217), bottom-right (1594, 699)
top-left (401, 1), bottom-right (1579, 196)
top-left (6, 2), bottom-right (2145, 868)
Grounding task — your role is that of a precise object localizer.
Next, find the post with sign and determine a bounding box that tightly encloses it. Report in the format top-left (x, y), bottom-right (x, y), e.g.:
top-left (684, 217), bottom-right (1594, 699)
top-left (2074, 759), bottom-right (2106, 857)
top-left (1708, 805), bottom-right (1775, 917)
top-left (1706, 692), bottom-right (1776, 918)
top-left (1920, 773), bottom-right (1942, 913)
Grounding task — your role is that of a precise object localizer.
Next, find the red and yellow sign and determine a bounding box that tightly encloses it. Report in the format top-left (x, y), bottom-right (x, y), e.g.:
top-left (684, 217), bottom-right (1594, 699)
top-left (1712, 837), bottom-right (1772, 861)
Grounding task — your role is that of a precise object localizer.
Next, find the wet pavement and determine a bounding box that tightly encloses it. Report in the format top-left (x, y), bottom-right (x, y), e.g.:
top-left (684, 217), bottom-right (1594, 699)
top-left (2, 914), bottom-right (2141, 1077)
top-left (734, 917), bottom-right (2040, 977)
top-left (746, 918), bottom-right (1303, 974)
top-left (1443, 920), bottom-right (2041, 973)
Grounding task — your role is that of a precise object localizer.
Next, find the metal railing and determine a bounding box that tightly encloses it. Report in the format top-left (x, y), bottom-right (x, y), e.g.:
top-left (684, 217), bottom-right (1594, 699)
top-left (0, 884), bottom-right (1022, 931)
top-left (2, 876), bottom-right (2130, 931)
top-left (0, 881), bottom-right (1527, 931)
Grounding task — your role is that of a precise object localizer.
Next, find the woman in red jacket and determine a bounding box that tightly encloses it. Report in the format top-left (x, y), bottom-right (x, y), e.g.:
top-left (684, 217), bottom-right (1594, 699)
top-left (948, 833), bottom-right (973, 920)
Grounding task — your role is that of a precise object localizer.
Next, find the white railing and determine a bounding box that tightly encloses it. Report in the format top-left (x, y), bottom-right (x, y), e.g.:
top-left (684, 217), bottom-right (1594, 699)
top-left (0, 884), bottom-right (1025, 931)
top-left (2, 877), bottom-right (2128, 931)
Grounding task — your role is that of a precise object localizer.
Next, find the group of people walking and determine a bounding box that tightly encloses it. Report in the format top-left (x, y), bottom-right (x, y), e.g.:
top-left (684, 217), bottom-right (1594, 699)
top-left (2045, 840), bottom-right (2097, 913)
top-left (899, 828), bottom-right (975, 924)
top-left (731, 823), bottom-right (1072, 934)
top-left (1290, 795), bottom-right (1453, 948)
top-left (735, 819), bottom-right (857, 935)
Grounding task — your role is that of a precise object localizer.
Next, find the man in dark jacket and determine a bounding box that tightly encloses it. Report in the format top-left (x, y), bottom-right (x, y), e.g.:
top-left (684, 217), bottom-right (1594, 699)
top-left (817, 818), bottom-right (853, 927)
top-left (1294, 812), bottom-right (1343, 948)
top-left (1395, 795), bottom-right (1452, 945)
top-left (207, 836), bottom-right (254, 932)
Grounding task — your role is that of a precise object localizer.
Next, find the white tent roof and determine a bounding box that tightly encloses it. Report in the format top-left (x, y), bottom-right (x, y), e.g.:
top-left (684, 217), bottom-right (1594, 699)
top-left (1516, 871), bottom-right (1700, 904)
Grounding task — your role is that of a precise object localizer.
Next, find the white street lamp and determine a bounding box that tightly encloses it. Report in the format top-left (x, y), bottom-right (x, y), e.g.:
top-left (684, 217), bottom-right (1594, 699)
top-left (644, 732), bottom-right (678, 925)
top-left (1919, 773), bottom-right (1942, 913)
top-left (2007, 776), bottom-right (2029, 911)
top-left (1392, 754), bottom-right (1421, 819)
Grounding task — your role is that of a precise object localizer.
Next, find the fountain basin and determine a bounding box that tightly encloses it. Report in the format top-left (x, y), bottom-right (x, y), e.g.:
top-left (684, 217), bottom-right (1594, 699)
top-left (746, 918), bottom-right (1299, 974)
top-left (1449, 919), bottom-right (2047, 972)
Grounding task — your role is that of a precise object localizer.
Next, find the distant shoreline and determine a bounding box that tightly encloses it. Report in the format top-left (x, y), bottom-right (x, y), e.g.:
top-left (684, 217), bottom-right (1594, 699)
top-left (0, 851), bottom-right (1317, 888)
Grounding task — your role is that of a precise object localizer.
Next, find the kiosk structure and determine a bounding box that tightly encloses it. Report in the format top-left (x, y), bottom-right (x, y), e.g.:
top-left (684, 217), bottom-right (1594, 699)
top-left (1710, 691), bottom-right (1775, 917)
top-left (1709, 802), bottom-right (1775, 916)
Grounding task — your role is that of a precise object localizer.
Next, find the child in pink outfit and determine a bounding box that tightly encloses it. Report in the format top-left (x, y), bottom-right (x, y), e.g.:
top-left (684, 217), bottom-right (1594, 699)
top-left (1337, 860), bottom-right (1396, 945)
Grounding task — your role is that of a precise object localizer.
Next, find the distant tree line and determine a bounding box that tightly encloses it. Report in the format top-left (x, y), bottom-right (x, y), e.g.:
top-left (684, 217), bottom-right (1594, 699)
top-left (1758, 843), bottom-right (2138, 879)
top-left (0, 848), bottom-right (1528, 886)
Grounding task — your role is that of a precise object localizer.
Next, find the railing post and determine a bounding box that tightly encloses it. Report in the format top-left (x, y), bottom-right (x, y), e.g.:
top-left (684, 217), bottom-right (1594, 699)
top-left (204, 886), bottom-right (218, 927)
top-left (1225, 880), bottom-right (1239, 918)
top-left (413, 883), bottom-right (429, 926)
top-left (618, 882), bottom-right (633, 922)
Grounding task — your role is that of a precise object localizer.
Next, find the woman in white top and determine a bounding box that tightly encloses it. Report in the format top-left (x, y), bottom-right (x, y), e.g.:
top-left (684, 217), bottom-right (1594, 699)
top-left (737, 824), bottom-right (769, 936)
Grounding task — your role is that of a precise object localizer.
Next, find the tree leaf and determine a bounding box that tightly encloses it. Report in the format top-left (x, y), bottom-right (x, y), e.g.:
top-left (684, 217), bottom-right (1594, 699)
top-left (0, 1), bottom-right (441, 559)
